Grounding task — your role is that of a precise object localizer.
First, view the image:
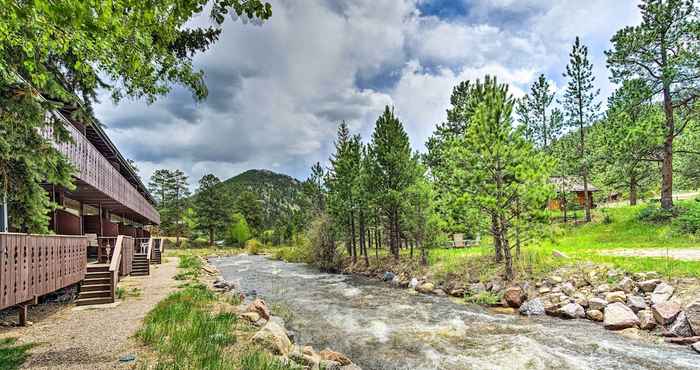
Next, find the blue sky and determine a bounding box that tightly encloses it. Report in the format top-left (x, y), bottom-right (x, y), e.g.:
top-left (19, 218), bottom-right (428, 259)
top-left (94, 0), bottom-right (643, 188)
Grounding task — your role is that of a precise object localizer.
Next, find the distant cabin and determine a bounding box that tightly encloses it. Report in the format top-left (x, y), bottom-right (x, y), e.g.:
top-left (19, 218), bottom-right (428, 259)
top-left (547, 176), bottom-right (599, 211)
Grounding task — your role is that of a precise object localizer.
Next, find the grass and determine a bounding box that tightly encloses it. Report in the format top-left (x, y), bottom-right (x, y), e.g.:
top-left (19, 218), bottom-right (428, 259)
top-left (0, 338), bottom-right (34, 370)
top-left (165, 246), bottom-right (245, 259)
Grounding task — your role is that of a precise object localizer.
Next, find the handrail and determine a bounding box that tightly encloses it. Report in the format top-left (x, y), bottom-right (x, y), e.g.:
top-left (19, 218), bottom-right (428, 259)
top-left (146, 237), bottom-right (153, 263)
top-left (109, 235), bottom-right (124, 300)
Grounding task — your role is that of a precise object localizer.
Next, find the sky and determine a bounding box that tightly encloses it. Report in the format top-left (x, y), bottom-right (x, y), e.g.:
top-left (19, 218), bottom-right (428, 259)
top-left (94, 0), bottom-right (643, 188)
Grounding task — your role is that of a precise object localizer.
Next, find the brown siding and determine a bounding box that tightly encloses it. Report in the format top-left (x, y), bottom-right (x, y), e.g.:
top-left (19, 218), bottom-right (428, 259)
top-left (55, 210), bottom-right (81, 235)
top-left (0, 234), bottom-right (86, 310)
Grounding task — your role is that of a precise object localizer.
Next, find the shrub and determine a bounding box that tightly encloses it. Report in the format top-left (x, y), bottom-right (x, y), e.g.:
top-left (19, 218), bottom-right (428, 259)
top-left (637, 204), bottom-right (682, 223)
top-left (674, 201), bottom-right (700, 234)
top-left (246, 239), bottom-right (263, 255)
top-left (464, 291), bottom-right (501, 306)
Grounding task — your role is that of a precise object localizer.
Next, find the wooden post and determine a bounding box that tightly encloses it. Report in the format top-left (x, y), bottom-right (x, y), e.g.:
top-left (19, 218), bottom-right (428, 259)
top-left (0, 191), bottom-right (7, 232)
top-left (18, 304), bottom-right (27, 326)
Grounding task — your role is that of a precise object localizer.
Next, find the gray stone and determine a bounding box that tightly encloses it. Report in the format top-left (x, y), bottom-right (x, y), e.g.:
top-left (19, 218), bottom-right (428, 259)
top-left (616, 277), bottom-right (636, 293)
top-left (252, 321), bottom-right (293, 355)
top-left (468, 282), bottom-right (486, 294)
top-left (340, 365), bottom-right (363, 370)
top-left (409, 278), bottom-right (419, 289)
top-left (685, 299), bottom-right (700, 336)
top-left (383, 272), bottom-right (395, 282)
top-left (586, 309), bottom-right (604, 322)
top-left (604, 302), bottom-right (640, 330)
top-left (416, 282), bottom-right (434, 294)
top-left (606, 291), bottom-right (627, 304)
top-left (588, 297), bottom-right (608, 311)
top-left (549, 276), bottom-right (563, 284)
top-left (637, 279), bottom-right (661, 293)
top-left (627, 296), bottom-right (648, 313)
top-left (596, 284), bottom-right (611, 294)
top-left (667, 312), bottom-right (694, 338)
top-left (519, 298), bottom-right (546, 316)
top-left (692, 342), bottom-right (700, 354)
top-left (638, 310), bottom-right (657, 330)
top-left (651, 283), bottom-right (674, 305)
top-left (561, 282), bottom-right (576, 296)
top-left (539, 287), bottom-right (551, 294)
top-left (560, 303), bottom-right (586, 319)
top-left (652, 301), bottom-right (681, 326)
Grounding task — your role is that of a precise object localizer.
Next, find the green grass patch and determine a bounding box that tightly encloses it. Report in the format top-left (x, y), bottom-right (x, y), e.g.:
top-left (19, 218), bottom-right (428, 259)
top-left (0, 338), bottom-right (34, 370)
top-left (464, 291), bottom-right (501, 305)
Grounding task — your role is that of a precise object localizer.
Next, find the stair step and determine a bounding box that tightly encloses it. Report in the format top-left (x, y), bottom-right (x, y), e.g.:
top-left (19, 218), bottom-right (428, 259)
top-left (81, 284), bottom-right (112, 292)
top-left (86, 265), bottom-right (109, 273)
top-left (83, 277), bottom-right (111, 285)
top-left (78, 290), bottom-right (112, 299)
top-left (76, 297), bottom-right (114, 306)
top-left (131, 272), bottom-right (149, 276)
top-left (86, 271), bottom-right (111, 279)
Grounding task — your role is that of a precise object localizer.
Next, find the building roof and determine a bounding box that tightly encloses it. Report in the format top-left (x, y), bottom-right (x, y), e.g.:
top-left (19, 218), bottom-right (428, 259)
top-left (550, 176), bottom-right (599, 193)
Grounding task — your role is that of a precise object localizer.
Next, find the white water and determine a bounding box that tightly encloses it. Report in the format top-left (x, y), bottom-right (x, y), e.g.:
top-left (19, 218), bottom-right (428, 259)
top-left (212, 255), bottom-right (700, 370)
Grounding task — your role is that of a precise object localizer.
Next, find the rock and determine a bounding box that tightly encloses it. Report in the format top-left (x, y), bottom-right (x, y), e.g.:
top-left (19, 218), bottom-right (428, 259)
top-left (519, 298), bottom-right (546, 316)
top-left (252, 321), bottom-right (292, 355)
top-left (652, 301), bottom-right (681, 326)
top-left (409, 278), bottom-right (419, 289)
top-left (492, 307), bottom-right (516, 315)
top-left (290, 346), bottom-right (321, 368)
top-left (561, 282), bottom-right (576, 296)
top-left (560, 303), bottom-right (585, 319)
top-left (319, 349), bottom-right (352, 365)
top-left (383, 272), bottom-right (395, 282)
top-left (247, 298), bottom-right (271, 321)
top-left (489, 279), bottom-right (504, 293)
top-left (604, 302), bottom-right (640, 330)
top-left (627, 296), bottom-right (648, 313)
top-left (549, 276), bottom-right (563, 284)
top-left (685, 299), bottom-right (700, 336)
top-left (434, 289), bottom-right (447, 297)
top-left (241, 312), bottom-right (262, 323)
top-left (340, 365), bottom-right (363, 370)
top-left (552, 250), bottom-right (569, 258)
top-left (617, 327), bottom-right (642, 340)
top-left (664, 336), bottom-right (700, 345)
top-left (213, 279), bottom-right (236, 291)
top-left (692, 342), bottom-right (700, 354)
top-left (605, 291), bottom-right (627, 304)
top-left (638, 310), bottom-right (657, 330)
top-left (651, 283), bottom-right (674, 305)
top-left (586, 309), bottom-right (604, 322)
top-left (468, 282), bottom-right (486, 294)
top-left (538, 287), bottom-right (551, 294)
top-left (596, 284), bottom-right (611, 294)
top-left (616, 277), bottom-right (635, 293)
top-left (449, 288), bottom-right (465, 297)
top-left (504, 287), bottom-right (525, 308)
top-left (320, 360), bottom-right (342, 370)
top-left (666, 312), bottom-right (694, 338)
top-left (588, 297), bottom-right (608, 311)
top-left (646, 271), bottom-right (661, 279)
top-left (637, 279), bottom-right (661, 293)
top-left (390, 276), bottom-right (401, 287)
top-left (416, 282), bottom-right (434, 294)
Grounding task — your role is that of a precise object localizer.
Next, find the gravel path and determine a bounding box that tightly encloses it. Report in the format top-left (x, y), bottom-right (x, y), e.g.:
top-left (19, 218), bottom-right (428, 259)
top-left (0, 258), bottom-right (179, 369)
top-left (601, 248), bottom-right (700, 261)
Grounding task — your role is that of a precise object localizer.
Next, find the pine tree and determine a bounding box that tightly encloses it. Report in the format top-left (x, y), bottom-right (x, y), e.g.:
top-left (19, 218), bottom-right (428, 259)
top-left (606, 0), bottom-right (700, 210)
top-left (562, 37), bottom-right (601, 222)
top-left (526, 74), bottom-right (560, 150)
top-left (148, 169), bottom-right (190, 245)
top-left (194, 174), bottom-right (229, 246)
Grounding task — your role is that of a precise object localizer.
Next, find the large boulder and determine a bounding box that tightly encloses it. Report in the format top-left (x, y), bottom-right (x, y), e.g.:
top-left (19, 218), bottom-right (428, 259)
top-left (504, 287), bottom-right (525, 308)
top-left (605, 291), bottom-right (627, 304)
top-left (383, 272), bottom-right (395, 282)
top-left (604, 302), bottom-right (640, 330)
top-left (252, 321), bottom-right (293, 355)
top-left (685, 299), bottom-right (700, 336)
top-left (560, 303), bottom-right (585, 319)
top-left (319, 349), bottom-right (353, 366)
top-left (652, 301), bottom-right (681, 326)
top-left (666, 312), bottom-right (694, 338)
top-left (588, 297), bottom-right (608, 311)
top-left (692, 342), bottom-right (700, 354)
top-left (519, 298), bottom-right (546, 316)
top-left (247, 298), bottom-right (271, 321)
top-left (627, 296), bottom-right (648, 313)
top-left (586, 309), bottom-right (604, 322)
top-left (638, 310), bottom-right (657, 330)
top-left (637, 279), bottom-right (661, 293)
top-left (416, 282), bottom-right (435, 294)
top-left (651, 283), bottom-right (674, 305)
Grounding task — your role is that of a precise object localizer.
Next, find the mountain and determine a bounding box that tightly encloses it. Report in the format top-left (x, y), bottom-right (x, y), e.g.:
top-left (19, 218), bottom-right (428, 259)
top-left (218, 169), bottom-right (305, 229)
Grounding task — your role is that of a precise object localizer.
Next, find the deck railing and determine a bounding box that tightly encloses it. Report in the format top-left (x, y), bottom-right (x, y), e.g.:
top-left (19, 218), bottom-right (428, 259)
top-left (45, 121), bottom-right (159, 224)
top-left (0, 233), bottom-right (87, 310)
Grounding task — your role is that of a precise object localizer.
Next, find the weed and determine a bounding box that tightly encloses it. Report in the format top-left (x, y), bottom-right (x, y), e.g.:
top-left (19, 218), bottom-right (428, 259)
top-left (465, 291), bottom-right (501, 305)
top-left (0, 338), bottom-right (34, 370)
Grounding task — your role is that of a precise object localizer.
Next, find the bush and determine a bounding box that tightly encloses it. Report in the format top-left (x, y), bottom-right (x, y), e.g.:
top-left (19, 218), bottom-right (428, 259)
top-left (674, 201), bottom-right (700, 234)
top-left (637, 204), bottom-right (682, 223)
top-left (245, 239), bottom-right (263, 255)
top-left (464, 291), bottom-right (501, 306)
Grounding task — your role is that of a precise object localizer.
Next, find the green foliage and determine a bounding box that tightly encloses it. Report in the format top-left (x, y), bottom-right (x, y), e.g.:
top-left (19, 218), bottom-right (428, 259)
top-left (245, 239), bottom-right (263, 255)
top-left (524, 74), bottom-right (560, 149)
top-left (227, 213), bottom-right (252, 247)
top-left (149, 169), bottom-right (191, 242)
top-left (307, 214), bottom-right (338, 270)
top-left (637, 204), bottom-right (681, 223)
top-left (0, 338), bottom-right (34, 370)
top-left (239, 351), bottom-right (300, 370)
top-left (465, 291), bottom-right (501, 306)
top-left (674, 201), bottom-right (700, 234)
top-left (194, 174), bottom-right (229, 245)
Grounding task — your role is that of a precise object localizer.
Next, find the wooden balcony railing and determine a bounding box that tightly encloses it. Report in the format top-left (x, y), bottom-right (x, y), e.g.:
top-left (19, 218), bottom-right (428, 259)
top-left (47, 120), bottom-right (159, 224)
top-left (0, 233), bottom-right (87, 310)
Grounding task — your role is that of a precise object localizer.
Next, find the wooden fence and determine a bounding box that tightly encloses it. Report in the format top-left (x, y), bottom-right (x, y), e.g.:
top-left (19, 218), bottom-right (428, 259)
top-left (119, 237), bottom-right (134, 276)
top-left (0, 233), bottom-right (87, 310)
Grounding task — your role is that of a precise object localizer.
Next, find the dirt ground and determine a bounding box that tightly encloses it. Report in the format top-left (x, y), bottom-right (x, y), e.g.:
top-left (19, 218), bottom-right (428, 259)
top-left (0, 258), bottom-right (179, 369)
top-left (601, 248), bottom-right (700, 261)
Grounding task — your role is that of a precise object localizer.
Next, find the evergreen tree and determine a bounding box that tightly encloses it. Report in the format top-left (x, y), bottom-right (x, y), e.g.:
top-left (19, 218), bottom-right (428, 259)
top-left (227, 213), bottom-right (251, 247)
top-left (368, 106), bottom-right (416, 261)
top-left (606, 0), bottom-right (700, 209)
top-left (194, 174), bottom-right (228, 246)
top-left (236, 190), bottom-right (264, 234)
top-left (148, 169), bottom-right (190, 245)
top-left (526, 74), bottom-right (560, 150)
top-left (561, 37), bottom-right (601, 222)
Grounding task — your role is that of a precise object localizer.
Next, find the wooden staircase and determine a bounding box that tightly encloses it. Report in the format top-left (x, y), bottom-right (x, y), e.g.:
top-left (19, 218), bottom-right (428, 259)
top-left (76, 264), bottom-right (114, 306)
top-left (131, 253), bottom-right (150, 276)
top-left (151, 242), bottom-right (162, 264)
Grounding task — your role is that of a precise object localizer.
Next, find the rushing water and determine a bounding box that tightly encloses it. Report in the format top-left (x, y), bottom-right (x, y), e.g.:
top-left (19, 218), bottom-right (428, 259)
top-left (212, 255), bottom-right (699, 370)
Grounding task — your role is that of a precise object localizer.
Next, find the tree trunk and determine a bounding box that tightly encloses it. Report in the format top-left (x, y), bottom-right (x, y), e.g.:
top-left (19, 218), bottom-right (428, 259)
top-left (500, 217), bottom-right (514, 281)
top-left (582, 172), bottom-right (592, 222)
top-left (350, 212), bottom-right (357, 264)
top-left (209, 227), bottom-right (214, 247)
top-left (410, 239), bottom-right (414, 259)
top-left (359, 210), bottom-right (368, 266)
top-left (420, 239), bottom-right (428, 266)
top-left (375, 227), bottom-right (380, 261)
top-left (660, 47), bottom-right (674, 210)
top-left (491, 215), bottom-right (503, 262)
top-left (629, 173), bottom-right (638, 206)
top-left (578, 102), bottom-right (591, 223)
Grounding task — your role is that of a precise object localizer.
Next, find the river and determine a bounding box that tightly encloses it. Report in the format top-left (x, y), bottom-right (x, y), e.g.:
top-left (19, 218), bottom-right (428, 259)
top-left (212, 255), bottom-right (699, 370)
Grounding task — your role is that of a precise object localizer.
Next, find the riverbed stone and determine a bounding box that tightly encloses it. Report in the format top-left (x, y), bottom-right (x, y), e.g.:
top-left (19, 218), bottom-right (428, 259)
top-left (561, 282), bottom-right (576, 296)
top-left (449, 288), bottom-right (466, 297)
top-left (340, 365), bottom-right (363, 370)
top-left (416, 282), bottom-right (434, 294)
top-left (504, 287), bottom-right (525, 308)
top-left (667, 312), bottom-right (694, 337)
top-left (247, 298), bottom-right (271, 321)
top-left (560, 303), bottom-right (585, 319)
top-left (651, 283), bottom-right (674, 305)
top-left (627, 296), bottom-right (648, 313)
top-left (319, 349), bottom-right (352, 366)
top-left (615, 277), bottom-right (636, 294)
top-left (588, 297), bottom-right (608, 311)
top-left (383, 272), bottom-right (395, 282)
top-left (652, 301), bottom-right (681, 326)
top-left (638, 310), bottom-right (657, 330)
top-left (606, 291), bottom-right (627, 304)
top-left (539, 287), bottom-right (551, 294)
top-left (596, 284), bottom-right (611, 294)
top-left (549, 275), bottom-right (563, 284)
top-left (586, 309), bottom-right (604, 322)
top-left (637, 279), bottom-right (661, 293)
top-left (252, 321), bottom-right (292, 355)
top-left (685, 299), bottom-right (700, 335)
top-left (518, 298), bottom-right (546, 316)
top-left (692, 342), bottom-right (700, 354)
top-left (604, 302), bottom-right (640, 330)
top-left (468, 282), bottom-right (486, 295)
